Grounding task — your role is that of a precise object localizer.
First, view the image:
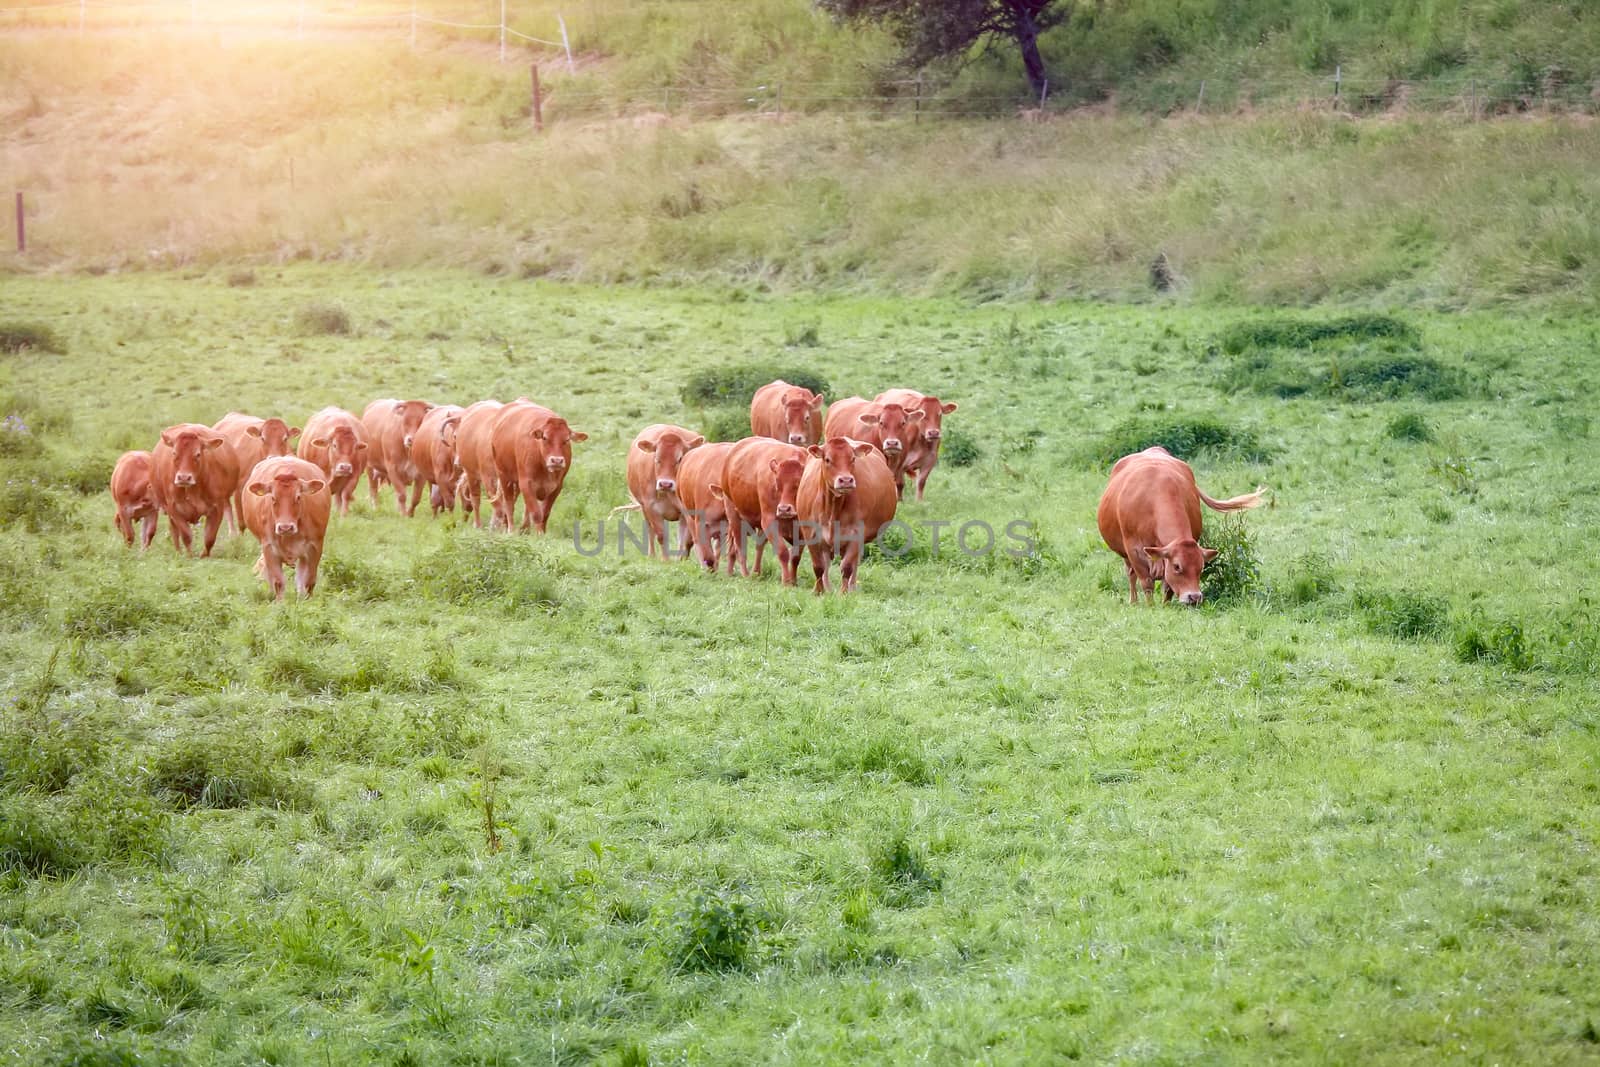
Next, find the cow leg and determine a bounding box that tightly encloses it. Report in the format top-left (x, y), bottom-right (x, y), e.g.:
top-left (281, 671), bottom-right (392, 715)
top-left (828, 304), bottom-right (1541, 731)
top-left (261, 547), bottom-right (287, 600)
top-left (404, 477), bottom-right (421, 516)
top-left (368, 470), bottom-right (382, 507)
top-left (532, 496), bottom-right (553, 536)
top-left (839, 540), bottom-right (863, 594)
top-left (201, 507), bottom-right (224, 557)
top-left (169, 515), bottom-right (192, 555)
top-left (914, 464), bottom-right (933, 502)
top-left (1126, 563), bottom-right (1141, 605)
top-left (139, 513), bottom-right (158, 550)
top-left (643, 508), bottom-right (667, 559)
top-left (809, 543), bottom-right (831, 595)
top-left (298, 546), bottom-right (322, 598)
top-left (115, 508), bottom-right (133, 547)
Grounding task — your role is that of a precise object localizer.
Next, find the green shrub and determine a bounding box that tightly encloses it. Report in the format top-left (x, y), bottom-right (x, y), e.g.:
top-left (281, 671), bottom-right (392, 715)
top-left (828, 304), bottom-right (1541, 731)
top-left (293, 302), bottom-right (352, 336)
top-left (1455, 617), bottom-right (1534, 671)
top-left (318, 554), bottom-right (395, 602)
top-left (1333, 355), bottom-right (1467, 401)
top-left (682, 363), bottom-right (828, 406)
top-left (0, 477), bottom-right (77, 533)
top-left (1353, 588), bottom-right (1450, 640)
top-left (150, 738), bottom-right (310, 810)
top-left (413, 538), bottom-right (562, 611)
top-left (701, 408), bottom-right (751, 444)
top-left (1094, 416), bottom-right (1271, 465)
top-left (671, 889), bottom-right (760, 972)
top-left (0, 322), bottom-right (66, 355)
top-left (871, 835), bottom-right (941, 907)
top-left (1198, 514), bottom-right (1262, 605)
top-left (940, 428), bottom-right (980, 468)
top-left (1218, 314), bottom-right (1419, 354)
top-left (1385, 412), bottom-right (1434, 442)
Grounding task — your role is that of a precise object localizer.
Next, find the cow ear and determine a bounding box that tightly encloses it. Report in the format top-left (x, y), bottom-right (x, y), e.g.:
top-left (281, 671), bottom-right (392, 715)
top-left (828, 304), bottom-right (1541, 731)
top-left (853, 442), bottom-right (874, 457)
top-left (310, 436), bottom-right (328, 448)
top-left (301, 479), bottom-right (326, 495)
top-left (356, 441), bottom-right (369, 452)
top-left (637, 439), bottom-right (657, 454)
top-left (570, 432), bottom-right (588, 443)
top-left (906, 409), bottom-right (925, 423)
top-left (709, 482), bottom-right (724, 499)
top-left (288, 426), bottom-right (302, 438)
top-left (247, 481), bottom-right (270, 497)
top-left (942, 402), bottom-right (959, 414)
top-left (245, 424), bottom-right (263, 439)
top-left (205, 436), bottom-right (226, 450)
top-left (530, 428), bottom-right (546, 441)
top-left (811, 393), bottom-right (825, 409)
top-left (160, 430), bottom-right (176, 447)
top-left (1201, 547), bottom-right (1219, 564)
top-left (392, 402), bottom-right (407, 415)
top-left (857, 412), bottom-right (879, 425)
top-left (1144, 546), bottom-right (1166, 563)
top-left (807, 444), bottom-right (824, 459)
top-left (688, 435), bottom-right (706, 449)
top-left (768, 458), bottom-right (781, 473)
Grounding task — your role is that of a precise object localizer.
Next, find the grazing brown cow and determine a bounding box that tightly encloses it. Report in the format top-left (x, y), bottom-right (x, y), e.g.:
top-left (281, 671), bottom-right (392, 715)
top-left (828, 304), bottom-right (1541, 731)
top-left (241, 456), bottom-right (331, 600)
top-left (823, 397), bottom-right (923, 487)
top-left (298, 407), bottom-right (369, 517)
top-left (110, 450), bottom-right (161, 549)
top-left (151, 423), bottom-right (240, 557)
top-left (795, 437), bottom-right (898, 594)
top-left (489, 400), bottom-right (587, 534)
top-left (710, 437), bottom-right (809, 584)
top-left (675, 441), bottom-right (738, 573)
top-left (875, 389), bottom-right (958, 501)
top-left (624, 424), bottom-right (705, 559)
top-left (410, 404), bottom-right (466, 518)
top-left (1097, 446), bottom-right (1265, 606)
top-left (750, 380), bottom-right (825, 446)
top-left (214, 412), bottom-right (300, 533)
top-left (454, 399), bottom-right (508, 528)
top-left (361, 398), bottom-right (434, 515)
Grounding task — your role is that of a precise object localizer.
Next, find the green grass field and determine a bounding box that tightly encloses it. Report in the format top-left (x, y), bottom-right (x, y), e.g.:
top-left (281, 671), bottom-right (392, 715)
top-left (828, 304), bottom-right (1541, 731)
top-left (2, 268), bottom-right (1598, 1063)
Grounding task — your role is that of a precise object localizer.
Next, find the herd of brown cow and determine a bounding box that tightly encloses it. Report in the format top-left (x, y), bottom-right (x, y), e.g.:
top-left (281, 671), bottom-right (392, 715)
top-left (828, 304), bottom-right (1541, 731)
top-left (109, 377), bottom-right (1262, 604)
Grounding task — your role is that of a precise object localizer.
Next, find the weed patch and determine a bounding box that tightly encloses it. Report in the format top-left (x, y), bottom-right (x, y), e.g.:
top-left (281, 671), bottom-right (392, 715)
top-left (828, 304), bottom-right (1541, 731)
top-left (1198, 514), bottom-right (1262, 605)
top-left (1455, 616), bottom-right (1535, 671)
top-left (1385, 413), bottom-right (1434, 442)
top-left (871, 836), bottom-right (941, 907)
top-left (1094, 416), bottom-right (1271, 465)
top-left (1353, 588), bottom-right (1450, 640)
top-left (1218, 315), bottom-right (1419, 355)
top-left (0, 322), bottom-right (66, 355)
top-left (412, 538), bottom-right (563, 611)
top-left (682, 363), bottom-right (828, 406)
top-left (293, 302), bottom-right (352, 336)
top-left (670, 889), bottom-right (761, 972)
top-left (941, 428), bottom-right (981, 468)
top-left (150, 737), bottom-right (310, 810)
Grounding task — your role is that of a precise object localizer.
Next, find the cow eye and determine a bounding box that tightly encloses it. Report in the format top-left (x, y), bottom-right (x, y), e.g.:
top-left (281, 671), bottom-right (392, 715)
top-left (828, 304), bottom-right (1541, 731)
top-left (1171, 563), bottom-right (1183, 574)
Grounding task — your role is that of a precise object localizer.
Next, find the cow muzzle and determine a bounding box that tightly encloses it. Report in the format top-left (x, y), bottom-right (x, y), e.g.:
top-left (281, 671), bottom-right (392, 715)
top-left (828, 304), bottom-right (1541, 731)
top-left (403, 434), bottom-right (415, 449)
top-left (831, 477), bottom-right (856, 494)
top-left (656, 478), bottom-right (676, 494)
top-left (925, 429), bottom-right (942, 442)
top-left (1180, 591), bottom-right (1204, 607)
top-left (546, 457), bottom-right (567, 471)
top-left (883, 438), bottom-right (903, 454)
top-left (275, 521), bottom-right (299, 536)
top-left (333, 462), bottom-right (354, 476)
top-left (174, 473), bottom-right (196, 487)
top-left (788, 433), bottom-right (808, 445)
top-left (775, 503), bottom-right (797, 519)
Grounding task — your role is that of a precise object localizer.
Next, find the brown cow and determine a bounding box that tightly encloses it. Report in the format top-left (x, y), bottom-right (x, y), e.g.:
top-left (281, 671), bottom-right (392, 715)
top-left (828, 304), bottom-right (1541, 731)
top-left (795, 437), bottom-right (898, 594)
top-left (750, 380), bottom-right (825, 446)
top-left (215, 412), bottom-right (300, 533)
top-left (489, 400), bottom-right (587, 534)
top-left (361, 398), bottom-right (433, 515)
top-left (298, 407), bottom-right (369, 517)
top-left (1097, 446), bottom-right (1265, 606)
top-left (241, 456), bottom-right (331, 600)
top-left (151, 423), bottom-right (239, 557)
top-left (875, 389), bottom-right (958, 501)
top-left (410, 403), bottom-right (466, 518)
top-left (823, 397), bottom-right (923, 487)
top-left (675, 441), bottom-right (738, 573)
top-left (110, 450), bottom-right (160, 550)
top-left (711, 437), bottom-right (809, 584)
top-left (624, 424), bottom-right (704, 560)
top-left (454, 399), bottom-right (506, 528)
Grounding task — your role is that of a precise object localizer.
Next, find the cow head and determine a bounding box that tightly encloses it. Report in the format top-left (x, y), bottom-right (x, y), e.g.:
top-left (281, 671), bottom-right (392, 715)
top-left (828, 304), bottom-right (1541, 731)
top-left (531, 419), bottom-right (588, 474)
top-left (808, 437), bottom-right (875, 496)
top-left (855, 403), bottom-right (923, 458)
top-left (160, 428), bottom-right (226, 487)
top-left (909, 396), bottom-right (958, 445)
top-left (393, 400), bottom-right (434, 450)
top-left (248, 418), bottom-right (301, 458)
top-left (780, 388), bottom-right (824, 446)
top-left (311, 426), bottom-right (368, 477)
top-left (248, 470), bottom-right (326, 536)
top-left (636, 431), bottom-right (703, 496)
top-left (767, 454), bottom-right (807, 518)
top-left (1144, 539), bottom-right (1218, 607)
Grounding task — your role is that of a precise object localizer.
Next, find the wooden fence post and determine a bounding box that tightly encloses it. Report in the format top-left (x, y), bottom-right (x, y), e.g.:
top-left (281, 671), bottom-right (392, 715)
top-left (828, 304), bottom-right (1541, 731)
top-left (531, 64), bottom-right (544, 132)
top-left (1195, 79), bottom-right (1206, 113)
top-left (15, 192), bottom-right (23, 254)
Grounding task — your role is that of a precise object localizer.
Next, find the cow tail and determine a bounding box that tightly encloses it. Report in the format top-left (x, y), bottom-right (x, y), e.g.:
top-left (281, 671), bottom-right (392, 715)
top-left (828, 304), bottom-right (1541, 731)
top-left (608, 502), bottom-right (642, 517)
top-left (1199, 486), bottom-right (1268, 512)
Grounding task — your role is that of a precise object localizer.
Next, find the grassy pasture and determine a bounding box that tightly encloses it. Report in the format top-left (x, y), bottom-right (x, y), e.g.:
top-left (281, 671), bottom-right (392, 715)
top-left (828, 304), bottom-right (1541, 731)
top-left (1, 268), bottom-right (1598, 1062)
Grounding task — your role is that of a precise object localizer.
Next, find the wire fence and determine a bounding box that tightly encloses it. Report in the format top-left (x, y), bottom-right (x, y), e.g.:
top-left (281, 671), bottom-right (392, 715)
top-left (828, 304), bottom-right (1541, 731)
top-left (4, 1), bottom-right (1598, 124)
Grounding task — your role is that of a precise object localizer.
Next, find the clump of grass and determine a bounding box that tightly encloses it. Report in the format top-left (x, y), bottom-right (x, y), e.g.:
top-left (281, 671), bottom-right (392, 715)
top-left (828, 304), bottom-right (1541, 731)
top-left (1386, 412), bottom-right (1434, 442)
top-left (293, 302), bottom-right (352, 336)
top-left (318, 554), bottom-right (395, 602)
top-left (941, 428), bottom-right (981, 468)
top-left (1333, 354), bottom-right (1467, 401)
top-left (412, 538), bottom-right (562, 611)
top-left (0, 477), bottom-right (77, 533)
top-left (226, 269), bottom-right (257, 287)
top-left (701, 408), bottom-right (752, 444)
top-left (681, 363), bottom-right (828, 406)
top-left (63, 583), bottom-right (181, 638)
top-left (1353, 588), bottom-right (1450, 640)
top-left (0, 322), bottom-right (66, 355)
top-left (149, 737), bottom-right (310, 810)
top-left (783, 320), bottom-right (821, 348)
top-left (1283, 552), bottom-right (1338, 606)
top-left (1455, 616), bottom-right (1534, 671)
top-left (0, 414), bottom-right (44, 459)
top-left (0, 721), bottom-right (103, 794)
top-left (871, 835), bottom-right (941, 907)
top-left (1094, 416), bottom-right (1271, 465)
top-left (1218, 314), bottom-right (1419, 354)
top-left (671, 889), bottom-right (761, 972)
top-left (1198, 514), bottom-right (1262, 605)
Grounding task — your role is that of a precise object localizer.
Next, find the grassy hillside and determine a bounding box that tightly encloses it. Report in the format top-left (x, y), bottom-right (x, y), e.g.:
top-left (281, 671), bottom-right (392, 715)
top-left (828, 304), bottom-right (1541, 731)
top-left (2, 268), bottom-right (1598, 1062)
top-left (4, 35), bottom-right (1599, 307)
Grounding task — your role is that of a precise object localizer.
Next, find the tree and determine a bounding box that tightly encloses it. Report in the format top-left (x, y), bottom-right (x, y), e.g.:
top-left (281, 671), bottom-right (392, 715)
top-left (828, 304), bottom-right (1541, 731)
top-left (817, 0), bottom-right (1066, 101)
